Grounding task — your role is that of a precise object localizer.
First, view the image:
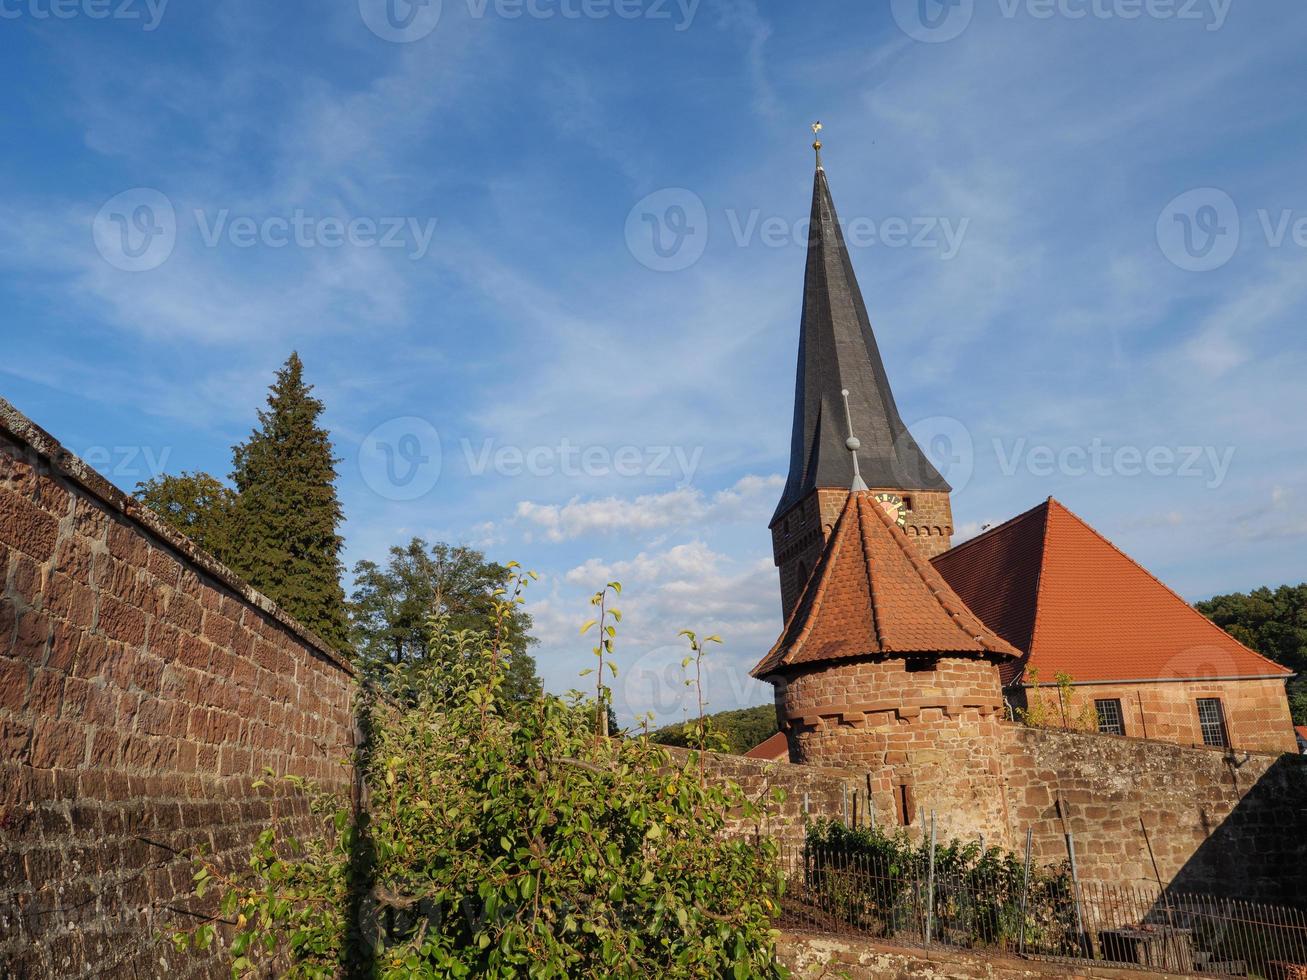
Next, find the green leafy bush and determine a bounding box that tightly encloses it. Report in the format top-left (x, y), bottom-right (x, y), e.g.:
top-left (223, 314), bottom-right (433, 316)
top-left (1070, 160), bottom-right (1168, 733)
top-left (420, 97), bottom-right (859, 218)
top-left (172, 572), bottom-right (787, 978)
top-left (803, 820), bottom-right (1078, 953)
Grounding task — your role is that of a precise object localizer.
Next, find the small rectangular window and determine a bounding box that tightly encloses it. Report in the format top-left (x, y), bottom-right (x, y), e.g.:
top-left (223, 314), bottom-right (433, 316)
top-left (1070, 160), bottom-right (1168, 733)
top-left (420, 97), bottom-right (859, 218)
top-left (902, 496), bottom-right (914, 513)
top-left (1196, 698), bottom-right (1229, 748)
top-left (1095, 699), bottom-right (1125, 736)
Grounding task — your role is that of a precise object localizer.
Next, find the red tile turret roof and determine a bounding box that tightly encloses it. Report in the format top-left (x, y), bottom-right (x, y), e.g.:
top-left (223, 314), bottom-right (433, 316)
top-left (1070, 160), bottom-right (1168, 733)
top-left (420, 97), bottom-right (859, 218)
top-left (932, 498), bottom-right (1294, 686)
top-left (752, 492), bottom-right (1020, 677)
top-left (742, 731), bottom-right (789, 761)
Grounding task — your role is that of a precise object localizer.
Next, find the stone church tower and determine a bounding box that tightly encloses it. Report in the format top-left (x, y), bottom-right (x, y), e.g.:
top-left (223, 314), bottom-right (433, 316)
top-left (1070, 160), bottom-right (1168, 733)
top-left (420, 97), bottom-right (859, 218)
top-left (752, 490), bottom-right (1020, 838)
top-left (771, 144), bottom-right (953, 620)
top-left (755, 142), bottom-right (1019, 840)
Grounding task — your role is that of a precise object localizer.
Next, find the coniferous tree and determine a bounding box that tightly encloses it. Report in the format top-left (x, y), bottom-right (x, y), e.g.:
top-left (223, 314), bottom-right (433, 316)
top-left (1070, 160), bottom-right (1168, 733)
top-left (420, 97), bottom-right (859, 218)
top-left (226, 353), bottom-right (349, 650)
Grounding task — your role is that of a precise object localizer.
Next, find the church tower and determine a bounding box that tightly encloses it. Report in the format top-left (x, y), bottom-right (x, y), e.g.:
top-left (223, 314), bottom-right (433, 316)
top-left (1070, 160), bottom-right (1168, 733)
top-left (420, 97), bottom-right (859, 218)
top-left (771, 137), bottom-right (953, 619)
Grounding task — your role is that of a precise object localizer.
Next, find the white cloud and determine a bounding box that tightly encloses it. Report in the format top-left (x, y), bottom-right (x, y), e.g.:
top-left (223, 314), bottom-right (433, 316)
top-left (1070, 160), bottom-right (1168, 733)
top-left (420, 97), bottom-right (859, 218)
top-left (515, 474), bottom-right (783, 542)
top-left (529, 537), bottom-right (780, 727)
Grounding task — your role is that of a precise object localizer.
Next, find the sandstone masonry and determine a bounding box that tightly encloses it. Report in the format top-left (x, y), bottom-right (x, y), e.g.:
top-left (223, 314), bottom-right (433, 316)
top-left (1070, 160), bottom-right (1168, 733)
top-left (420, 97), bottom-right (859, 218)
top-left (0, 399), bottom-right (357, 979)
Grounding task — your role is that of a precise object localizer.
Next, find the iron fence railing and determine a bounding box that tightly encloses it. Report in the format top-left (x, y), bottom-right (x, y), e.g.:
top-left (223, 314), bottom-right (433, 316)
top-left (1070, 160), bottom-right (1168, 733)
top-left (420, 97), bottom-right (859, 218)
top-left (780, 845), bottom-right (1307, 978)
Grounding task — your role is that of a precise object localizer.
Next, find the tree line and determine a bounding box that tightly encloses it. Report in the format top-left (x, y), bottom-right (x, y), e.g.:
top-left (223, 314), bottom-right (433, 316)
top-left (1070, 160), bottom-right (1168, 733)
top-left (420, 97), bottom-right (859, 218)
top-left (134, 352), bottom-right (1305, 735)
top-left (1197, 584), bottom-right (1307, 725)
top-left (134, 352), bottom-right (540, 700)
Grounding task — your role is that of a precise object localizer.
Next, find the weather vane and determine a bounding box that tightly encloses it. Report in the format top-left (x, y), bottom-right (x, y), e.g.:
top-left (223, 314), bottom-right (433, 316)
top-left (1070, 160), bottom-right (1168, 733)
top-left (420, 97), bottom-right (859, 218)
top-left (812, 120), bottom-right (824, 168)
top-left (840, 388), bottom-right (868, 492)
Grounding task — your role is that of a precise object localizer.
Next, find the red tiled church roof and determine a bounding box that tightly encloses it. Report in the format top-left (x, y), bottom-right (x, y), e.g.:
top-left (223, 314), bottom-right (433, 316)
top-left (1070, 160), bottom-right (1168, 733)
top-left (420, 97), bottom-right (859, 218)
top-left (742, 731), bottom-right (789, 761)
top-left (932, 498), bottom-right (1294, 687)
top-left (751, 492), bottom-right (1020, 677)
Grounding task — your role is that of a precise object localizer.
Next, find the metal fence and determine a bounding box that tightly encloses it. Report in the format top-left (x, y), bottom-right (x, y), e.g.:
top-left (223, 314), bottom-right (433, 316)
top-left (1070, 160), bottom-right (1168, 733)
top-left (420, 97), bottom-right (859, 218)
top-left (779, 845), bottom-right (1307, 978)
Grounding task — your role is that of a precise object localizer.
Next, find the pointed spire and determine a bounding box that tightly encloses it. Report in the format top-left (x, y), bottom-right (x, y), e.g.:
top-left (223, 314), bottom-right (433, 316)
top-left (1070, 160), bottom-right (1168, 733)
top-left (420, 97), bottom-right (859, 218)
top-left (771, 146), bottom-right (949, 527)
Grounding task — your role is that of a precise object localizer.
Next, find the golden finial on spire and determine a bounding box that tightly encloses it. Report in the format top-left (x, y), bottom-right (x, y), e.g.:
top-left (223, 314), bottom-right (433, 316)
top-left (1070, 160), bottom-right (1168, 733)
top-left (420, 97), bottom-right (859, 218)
top-left (811, 120), bottom-right (824, 169)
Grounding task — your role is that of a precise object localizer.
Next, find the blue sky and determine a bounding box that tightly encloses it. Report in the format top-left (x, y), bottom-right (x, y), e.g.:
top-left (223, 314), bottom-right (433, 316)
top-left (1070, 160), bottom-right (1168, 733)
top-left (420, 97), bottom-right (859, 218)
top-left (2, 0), bottom-right (1305, 727)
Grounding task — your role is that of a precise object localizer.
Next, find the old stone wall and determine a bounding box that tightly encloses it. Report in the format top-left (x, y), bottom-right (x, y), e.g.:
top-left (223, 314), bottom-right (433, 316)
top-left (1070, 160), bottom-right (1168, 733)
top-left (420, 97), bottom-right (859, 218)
top-left (0, 400), bottom-right (357, 979)
top-left (777, 933), bottom-right (1204, 980)
top-left (1002, 725), bottom-right (1307, 904)
top-left (777, 657), bottom-right (1012, 845)
top-left (667, 745), bottom-right (862, 849)
top-left (758, 652), bottom-right (1305, 902)
top-left (1013, 678), bottom-right (1298, 755)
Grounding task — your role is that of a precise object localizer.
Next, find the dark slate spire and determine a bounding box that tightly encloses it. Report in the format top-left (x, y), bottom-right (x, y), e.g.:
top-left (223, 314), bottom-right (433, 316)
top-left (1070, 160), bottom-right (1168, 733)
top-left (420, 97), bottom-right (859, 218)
top-left (771, 159), bottom-right (949, 527)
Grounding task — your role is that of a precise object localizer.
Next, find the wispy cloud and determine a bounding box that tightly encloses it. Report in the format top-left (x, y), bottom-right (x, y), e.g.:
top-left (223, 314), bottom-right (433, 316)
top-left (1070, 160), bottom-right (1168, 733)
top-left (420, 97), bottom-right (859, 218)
top-left (515, 474), bottom-right (782, 541)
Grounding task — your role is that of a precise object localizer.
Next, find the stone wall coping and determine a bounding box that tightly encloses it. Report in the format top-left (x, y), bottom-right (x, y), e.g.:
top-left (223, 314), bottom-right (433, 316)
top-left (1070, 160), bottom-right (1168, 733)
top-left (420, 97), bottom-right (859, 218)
top-left (660, 744), bottom-right (859, 781)
top-left (0, 395), bottom-right (355, 678)
top-left (1003, 719), bottom-right (1297, 762)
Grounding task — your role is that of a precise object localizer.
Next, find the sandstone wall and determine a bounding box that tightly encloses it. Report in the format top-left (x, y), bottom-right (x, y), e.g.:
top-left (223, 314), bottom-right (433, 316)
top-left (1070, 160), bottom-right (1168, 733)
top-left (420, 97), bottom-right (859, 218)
top-left (1015, 678), bottom-right (1298, 755)
top-left (0, 400), bottom-right (357, 979)
top-left (667, 745), bottom-right (863, 849)
top-left (777, 657), bottom-right (1012, 845)
top-left (1002, 725), bottom-right (1307, 904)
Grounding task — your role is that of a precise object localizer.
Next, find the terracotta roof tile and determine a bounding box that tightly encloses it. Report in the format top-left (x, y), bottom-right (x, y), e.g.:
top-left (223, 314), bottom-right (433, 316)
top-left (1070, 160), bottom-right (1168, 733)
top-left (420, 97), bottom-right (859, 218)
top-left (752, 492), bottom-right (1020, 677)
top-left (742, 731), bottom-right (789, 760)
top-left (933, 498), bottom-right (1294, 686)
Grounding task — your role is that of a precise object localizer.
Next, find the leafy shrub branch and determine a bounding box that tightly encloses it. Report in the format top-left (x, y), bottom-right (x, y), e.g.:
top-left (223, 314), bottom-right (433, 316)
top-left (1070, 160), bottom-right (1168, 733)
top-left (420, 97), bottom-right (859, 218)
top-left (171, 571), bottom-right (787, 978)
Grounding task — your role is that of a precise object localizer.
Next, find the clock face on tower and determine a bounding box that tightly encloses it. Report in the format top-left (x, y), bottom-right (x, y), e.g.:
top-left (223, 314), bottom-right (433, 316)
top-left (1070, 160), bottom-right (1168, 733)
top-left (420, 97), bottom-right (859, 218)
top-left (873, 492), bottom-right (907, 528)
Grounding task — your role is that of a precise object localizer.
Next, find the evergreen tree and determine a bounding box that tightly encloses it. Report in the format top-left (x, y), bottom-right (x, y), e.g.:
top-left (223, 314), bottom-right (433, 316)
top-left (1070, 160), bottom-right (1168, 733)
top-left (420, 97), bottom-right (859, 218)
top-left (134, 471), bottom-right (235, 560)
top-left (226, 353), bottom-right (349, 650)
top-left (349, 538), bottom-right (542, 702)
